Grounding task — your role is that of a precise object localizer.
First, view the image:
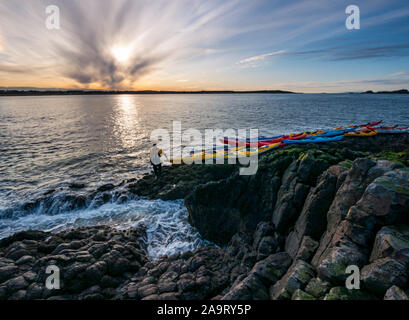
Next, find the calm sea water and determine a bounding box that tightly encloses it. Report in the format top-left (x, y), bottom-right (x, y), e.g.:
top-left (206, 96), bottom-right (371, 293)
top-left (1, 93), bottom-right (408, 257)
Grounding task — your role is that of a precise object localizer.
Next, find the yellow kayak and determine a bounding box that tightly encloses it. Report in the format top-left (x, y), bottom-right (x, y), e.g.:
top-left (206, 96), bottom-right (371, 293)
top-left (170, 143), bottom-right (280, 164)
top-left (170, 146), bottom-right (244, 164)
top-left (225, 142), bottom-right (281, 158)
top-left (345, 128), bottom-right (378, 137)
top-left (305, 130), bottom-right (326, 137)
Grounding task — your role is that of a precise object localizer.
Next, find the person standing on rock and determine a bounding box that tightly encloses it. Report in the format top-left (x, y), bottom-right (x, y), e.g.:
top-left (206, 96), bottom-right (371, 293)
top-left (150, 143), bottom-right (167, 179)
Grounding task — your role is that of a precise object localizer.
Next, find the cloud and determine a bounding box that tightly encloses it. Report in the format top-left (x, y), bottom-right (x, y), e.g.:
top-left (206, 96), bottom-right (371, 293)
top-left (237, 50), bottom-right (286, 66)
top-left (1, 0), bottom-right (409, 90)
top-left (0, 0), bottom-right (255, 89)
top-left (286, 43), bottom-right (409, 61)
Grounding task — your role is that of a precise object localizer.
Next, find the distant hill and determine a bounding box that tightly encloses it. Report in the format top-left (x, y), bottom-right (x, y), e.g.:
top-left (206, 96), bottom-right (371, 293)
top-left (361, 89), bottom-right (409, 94)
top-left (0, 89), bottom-right (297, 96)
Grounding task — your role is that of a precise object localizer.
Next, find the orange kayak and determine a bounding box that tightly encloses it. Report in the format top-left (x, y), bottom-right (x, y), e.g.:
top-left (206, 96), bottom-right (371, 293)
top-left (345, 128), bottom-right (378, 137)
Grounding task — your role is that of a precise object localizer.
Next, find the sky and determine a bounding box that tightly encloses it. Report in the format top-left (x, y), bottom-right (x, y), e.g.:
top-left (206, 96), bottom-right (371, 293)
top-left (0, 0), bottom-right (408, 92)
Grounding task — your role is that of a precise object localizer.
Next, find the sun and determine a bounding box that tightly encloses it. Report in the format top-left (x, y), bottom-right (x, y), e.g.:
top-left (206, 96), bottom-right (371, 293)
top-left (112, 46), bottom-right (131, 63)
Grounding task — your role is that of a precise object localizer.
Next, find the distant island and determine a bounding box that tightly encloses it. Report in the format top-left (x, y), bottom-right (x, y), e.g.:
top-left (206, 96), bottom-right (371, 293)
top-left (1, 89), bottom-right (408, 96)
top-left (0, 89), bottom-right (297, 96)
top-left (361, 89), bottom-right (409, 94)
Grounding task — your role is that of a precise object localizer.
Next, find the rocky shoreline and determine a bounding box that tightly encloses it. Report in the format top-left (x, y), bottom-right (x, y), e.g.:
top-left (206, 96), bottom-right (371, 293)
top-left (1, 134), bottom-right (409, 300)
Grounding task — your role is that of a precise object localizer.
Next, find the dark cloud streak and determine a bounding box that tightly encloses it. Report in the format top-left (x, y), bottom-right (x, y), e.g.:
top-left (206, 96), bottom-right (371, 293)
top-left (288, 43), bottom-right (409, 61)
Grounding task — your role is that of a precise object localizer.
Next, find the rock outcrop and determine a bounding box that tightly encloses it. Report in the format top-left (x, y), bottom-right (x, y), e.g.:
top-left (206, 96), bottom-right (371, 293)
top-left (1, 135), bottom-right (409, 300)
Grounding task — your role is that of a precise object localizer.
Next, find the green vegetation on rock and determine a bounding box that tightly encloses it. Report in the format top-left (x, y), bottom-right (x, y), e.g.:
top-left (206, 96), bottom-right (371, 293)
top-left (371, 149), bottom-right (409, 167)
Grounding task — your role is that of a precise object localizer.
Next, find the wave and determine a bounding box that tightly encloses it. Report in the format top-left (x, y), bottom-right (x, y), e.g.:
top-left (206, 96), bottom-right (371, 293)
top-left (0, 184), bottom-right (211, 259)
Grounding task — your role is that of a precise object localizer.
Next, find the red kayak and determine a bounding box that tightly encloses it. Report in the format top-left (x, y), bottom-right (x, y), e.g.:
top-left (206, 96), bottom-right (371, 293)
top-left (222, 133), bottom-right (308, 147)
top-left (361, 120), bottom-right (382, 128)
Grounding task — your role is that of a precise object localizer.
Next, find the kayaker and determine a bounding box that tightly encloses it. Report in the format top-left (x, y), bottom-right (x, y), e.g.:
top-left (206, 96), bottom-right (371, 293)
top-left (150, 143), bottom-right (168, 179)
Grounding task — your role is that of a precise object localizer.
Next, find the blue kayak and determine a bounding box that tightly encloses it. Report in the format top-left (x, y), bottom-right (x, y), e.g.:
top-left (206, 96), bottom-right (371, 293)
top-left (282, 135), bottom-right (344, 144)
top-left (311, 128), bottom-right (357, 138)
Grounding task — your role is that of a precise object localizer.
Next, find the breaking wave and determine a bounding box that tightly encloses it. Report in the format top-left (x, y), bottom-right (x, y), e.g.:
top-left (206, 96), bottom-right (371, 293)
top-left (0, 187), bottom-right (211, 260)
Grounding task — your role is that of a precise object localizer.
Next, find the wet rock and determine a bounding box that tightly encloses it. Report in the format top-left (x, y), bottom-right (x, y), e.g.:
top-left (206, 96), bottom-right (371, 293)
top-left (314, 236), bottom-right (368, 284)
top-left (312, 159), bottom-right (381, 268)
top-left (138, 284), bottom-right (158, 298)
top-left (0, 230), bottom-right (48, 248)
top-left (222, 253), bottom-right (292, 300)
top-left (222, 274), bottom-right (269, 300)
top-left (272, 162), bottom-right (310, 234)
top-left (285, 170), bottom-right (338, 258)
top-left (83, 261), bottom-right (108, 284)
top-left (158, 281), bottom-right (177, 294)
top-left (97, 183), bottom-right (115, 192)
top-left (22, 271), bottom-right (37, 283)
top-left (384, 285), bottom-right (409, 300)
top-left (361, 258), bottom-right (408, 296)
top-left (5, 276), bottom-right (28, 294)
top-left (8, 290), bottom-right (26, 300)
top-left (69, 182), bottom-right (86, 189)
top-left (252, 222), bottom-right (275, 251)
top-left (100, 275), bottom-right (121, 289)
top-left (158, 292), bottom-right (180, 300)
top-left (7, 248), bottom-right (30, 261)
top-left (79, 285), bottom-right (103, 300)
top-left (270, 260), bottom-right (315, 300)
top-left (26, 283), bottom-right (43, 300)
top-left (291, 289), bottom-right (316, 300)
top-left (305, 278), bottom-right (331, 298)
top-left (312, 160), bottom-right (409, 284)
top-left (256, 236), bottom-right (280, 261)
top-left (110, 258), bottom-right (130, 276)
top-left (16, 255), bottom-right (35, 266)
top-left (370, 225), bottom-right (409, 263)
top-left (294, 236), bottom-right (318, 262)
top-left (324, 287), bottom-right (376, 300)
top-left (177, 274), bottom-right (197, 292)
top-left (0, 265), bottom-right (18, 284)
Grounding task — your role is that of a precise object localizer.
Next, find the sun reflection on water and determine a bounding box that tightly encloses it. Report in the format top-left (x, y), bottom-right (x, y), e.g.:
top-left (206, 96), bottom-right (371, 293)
top-left (113, 95), bottom-right (141, 149)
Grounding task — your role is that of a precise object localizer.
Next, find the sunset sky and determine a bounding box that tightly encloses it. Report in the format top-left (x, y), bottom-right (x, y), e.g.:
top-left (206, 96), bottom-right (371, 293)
top-left (0, 0), bottom-right (409, 92)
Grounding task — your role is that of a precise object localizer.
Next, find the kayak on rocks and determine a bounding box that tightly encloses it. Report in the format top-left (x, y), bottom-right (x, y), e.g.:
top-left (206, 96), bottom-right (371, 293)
top-left (222, 133), bottom-right (308, 147)
top-left (282, 135), bottom-right (345, 144)
top-left (345, 128), bottom-right (378, 137)
top-left (170, 143), bottom-right (281, 163)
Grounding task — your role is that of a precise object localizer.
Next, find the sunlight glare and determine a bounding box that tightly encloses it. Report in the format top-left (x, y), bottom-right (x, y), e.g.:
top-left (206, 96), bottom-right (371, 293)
top-left (113, 46), bottom-right (131, 63)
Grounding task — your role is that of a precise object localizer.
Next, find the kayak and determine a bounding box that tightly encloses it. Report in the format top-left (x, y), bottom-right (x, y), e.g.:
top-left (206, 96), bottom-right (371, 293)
top-left (345, 128), bottom-right (378, 137)
top-left (170, 143), bottom-right (281, 163)
top-left (170, 146), bottom-right (241, 163)
top-left (373, 125), bottom-right (398, 130)
top-left (311, 128), bottom-right (356, 138)
top-left (335, 120), bottom-right (382, 130)
top-left (222, 133), bottom-right (308, 147)
top-left (220, 142), bottom-right (281, 159)
top-left (361, 120), bottom-right (382, 127)
top-left (282, 135), bottom-right (344, 144)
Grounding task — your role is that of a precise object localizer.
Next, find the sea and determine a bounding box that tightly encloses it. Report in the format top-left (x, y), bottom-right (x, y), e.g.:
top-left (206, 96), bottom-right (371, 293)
top-left (1, 93), bottom-right (408, 258)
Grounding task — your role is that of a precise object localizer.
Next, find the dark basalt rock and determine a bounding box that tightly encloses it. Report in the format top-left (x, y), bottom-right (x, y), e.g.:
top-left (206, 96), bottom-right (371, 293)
top-left (305, 277), bottom-right (331, 298)
top-left (269, 259), bottom-right (315, 300)
top-left (361, 258), bottom-right (409, 296)
top-left (384, 285), bottom-right (409, 300)
top-left (0, 226), bottom-right (148, 300)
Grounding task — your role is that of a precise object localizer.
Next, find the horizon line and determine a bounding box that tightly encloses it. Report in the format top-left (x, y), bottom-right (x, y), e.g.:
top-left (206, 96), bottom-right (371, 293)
top-left (0, 88), bottom-right (408, 96)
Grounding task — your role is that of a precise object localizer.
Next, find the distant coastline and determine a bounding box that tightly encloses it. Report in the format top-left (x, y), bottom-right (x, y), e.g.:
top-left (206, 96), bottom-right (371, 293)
top-left (0, 88), bottom-right (408, 96)
top-left (361, 89), bottom-right (409, 94)
top-left (0, 89), bottom-right (297, 96)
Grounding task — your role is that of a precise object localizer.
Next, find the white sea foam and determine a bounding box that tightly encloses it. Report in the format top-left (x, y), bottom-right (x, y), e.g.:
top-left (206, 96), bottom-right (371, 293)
top-left (0, 199), bottom-right (211, 260)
